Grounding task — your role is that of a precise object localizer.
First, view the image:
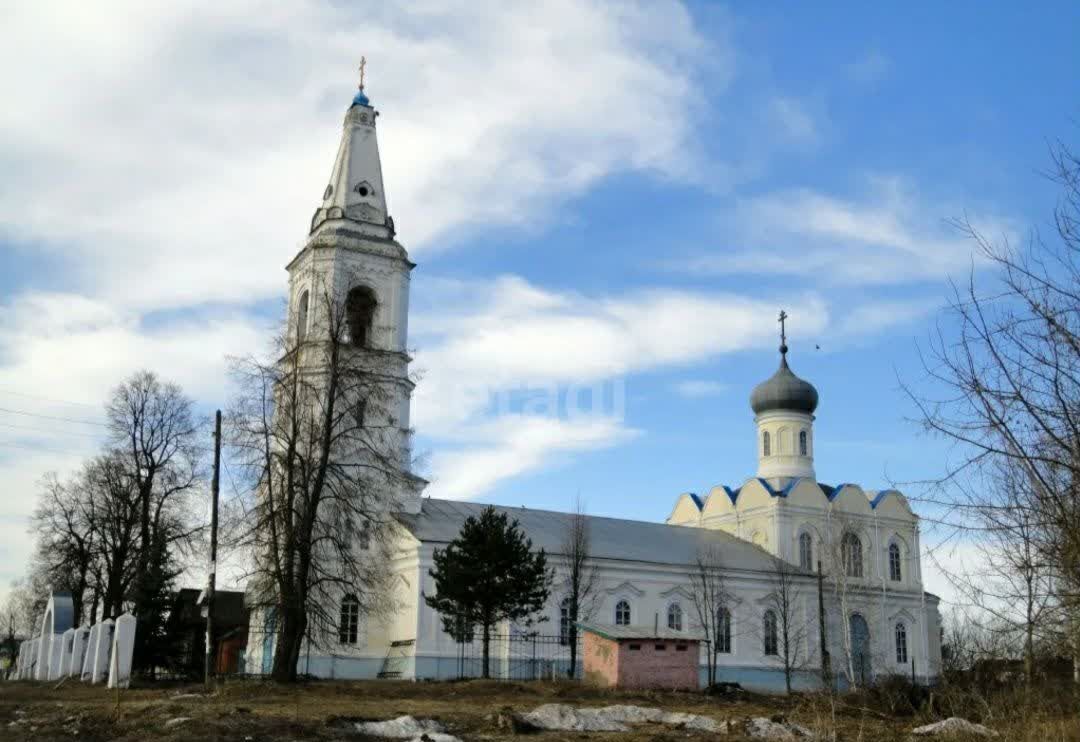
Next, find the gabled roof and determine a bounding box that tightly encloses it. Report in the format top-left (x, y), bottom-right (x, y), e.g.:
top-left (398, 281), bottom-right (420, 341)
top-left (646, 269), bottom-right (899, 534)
top-left (395, 498), bottom-right (778, 572)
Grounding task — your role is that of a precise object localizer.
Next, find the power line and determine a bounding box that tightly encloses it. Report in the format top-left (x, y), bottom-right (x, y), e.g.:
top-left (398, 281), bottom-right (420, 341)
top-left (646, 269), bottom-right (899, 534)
top-left (0, 439), bottom-right (96, 456)
top-left (0, 421), bottom-right (106, 439)
top-left (0, 406), bottom-right (109, 427)
top-left (0, 387), bottom-right (102, 410)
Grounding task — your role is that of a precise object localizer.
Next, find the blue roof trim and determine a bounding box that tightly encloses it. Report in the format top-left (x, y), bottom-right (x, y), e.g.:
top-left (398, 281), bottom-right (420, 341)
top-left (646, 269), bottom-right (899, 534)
top-left (688, 493), bottom-right (704, 511)
top-left (756, 477), bottom-right (805, 498)
top-left (825, 483), bottom-right (853, 501)
top-left (869, 489), bottom-right (901, 509)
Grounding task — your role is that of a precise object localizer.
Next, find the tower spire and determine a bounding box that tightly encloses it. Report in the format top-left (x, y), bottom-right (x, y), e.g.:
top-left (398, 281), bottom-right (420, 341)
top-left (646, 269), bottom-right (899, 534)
top-left (309, 66), bottom-right (390, 237)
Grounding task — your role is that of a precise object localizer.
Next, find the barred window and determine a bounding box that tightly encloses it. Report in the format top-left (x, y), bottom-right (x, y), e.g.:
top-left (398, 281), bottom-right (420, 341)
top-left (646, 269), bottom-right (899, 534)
top-left (889, 543), bottom-right (902, 582)
top-left (763, 610), bottom-right (778, 656)
top-left (716, 607), bottom-right (732, 654)
top-left (339, 595), bottom-right (360, 644)
top-left (798, 532), bottom-right (813, 570)
top-left (799, 430), bottom-right (808, 456)
top-left (559, 597), bottom-right (572, 646)
top-left (842, 532), bottom-right (863, 578)
top-left (895, 622), bottom-right (908, 664)
top-left (667, 603), bottom-right (683, 631)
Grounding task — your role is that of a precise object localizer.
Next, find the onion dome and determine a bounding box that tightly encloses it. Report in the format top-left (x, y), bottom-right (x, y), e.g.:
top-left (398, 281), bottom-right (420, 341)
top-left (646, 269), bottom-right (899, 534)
top-left (351, 88), bottom-right (370, 108)
top-left (750, 343), bottom-right (819, 416)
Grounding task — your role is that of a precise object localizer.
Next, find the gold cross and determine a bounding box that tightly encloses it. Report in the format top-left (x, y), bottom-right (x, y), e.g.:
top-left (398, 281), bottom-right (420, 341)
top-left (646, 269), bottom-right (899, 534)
top-left (358, 56), bottom-right (367, 90)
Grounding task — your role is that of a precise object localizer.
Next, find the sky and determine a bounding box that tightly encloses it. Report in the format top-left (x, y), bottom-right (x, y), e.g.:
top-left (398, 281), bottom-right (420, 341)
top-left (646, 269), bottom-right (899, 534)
top-left (1, 1), bottom-right (1078, 609)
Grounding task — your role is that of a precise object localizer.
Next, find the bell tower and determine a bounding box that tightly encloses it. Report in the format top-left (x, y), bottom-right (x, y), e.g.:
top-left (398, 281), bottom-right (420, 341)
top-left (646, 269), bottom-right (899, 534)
top-left (284, 66), bottom-right (424, 513)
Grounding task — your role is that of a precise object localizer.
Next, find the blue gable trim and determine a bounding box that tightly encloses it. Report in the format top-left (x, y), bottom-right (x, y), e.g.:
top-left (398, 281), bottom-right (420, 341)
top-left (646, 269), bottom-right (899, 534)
top-left (825, 483), bottom-right (853, 501)
top-left (869, 489), bottom-right (901, 509)
top-left (688, 493), bottom-right (704, 511)
top-left (756, 477), bottom-right (804, 498)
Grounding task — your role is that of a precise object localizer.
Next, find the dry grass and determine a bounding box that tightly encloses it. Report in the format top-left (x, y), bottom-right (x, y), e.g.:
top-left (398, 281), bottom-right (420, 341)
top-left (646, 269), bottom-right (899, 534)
top-left (1, 678), bottom-right (1077, 741)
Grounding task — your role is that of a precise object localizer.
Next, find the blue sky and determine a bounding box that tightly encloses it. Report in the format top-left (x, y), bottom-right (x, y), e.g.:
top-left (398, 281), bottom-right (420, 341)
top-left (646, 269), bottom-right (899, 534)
top-left (1, 1), bottom-right (1077, 604)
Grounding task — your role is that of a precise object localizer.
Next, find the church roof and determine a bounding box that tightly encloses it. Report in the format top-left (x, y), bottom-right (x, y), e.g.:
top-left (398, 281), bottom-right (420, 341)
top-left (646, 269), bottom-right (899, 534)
top-left (395, 498), bottom-right (780, 572)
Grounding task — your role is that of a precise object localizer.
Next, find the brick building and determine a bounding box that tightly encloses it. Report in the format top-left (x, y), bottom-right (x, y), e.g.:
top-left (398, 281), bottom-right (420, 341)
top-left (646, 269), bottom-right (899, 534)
top-left (579, 622), bottom-right (702, 691)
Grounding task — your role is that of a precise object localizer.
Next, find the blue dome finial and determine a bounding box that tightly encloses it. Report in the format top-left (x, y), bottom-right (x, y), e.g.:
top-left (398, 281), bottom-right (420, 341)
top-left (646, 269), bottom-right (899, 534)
top-left (351, 56), bottom-right (371, 108)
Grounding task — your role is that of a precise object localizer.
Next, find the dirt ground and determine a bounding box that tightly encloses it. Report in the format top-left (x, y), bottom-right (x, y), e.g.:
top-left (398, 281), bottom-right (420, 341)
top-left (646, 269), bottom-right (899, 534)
top-left (0, 678), bottom-right (1073, 741)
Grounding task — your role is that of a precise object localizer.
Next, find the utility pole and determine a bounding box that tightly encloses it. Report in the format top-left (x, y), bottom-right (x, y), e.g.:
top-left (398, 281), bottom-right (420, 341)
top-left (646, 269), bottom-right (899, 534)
top-left (204, 410), bottom-right (222, 687)
top-left (817, 560), bottom-right (831, 692)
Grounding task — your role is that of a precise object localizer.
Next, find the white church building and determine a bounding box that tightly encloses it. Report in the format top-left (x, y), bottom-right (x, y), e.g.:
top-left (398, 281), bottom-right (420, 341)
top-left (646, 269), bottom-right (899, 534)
top-left (244, 78), bottom-right (942, 691)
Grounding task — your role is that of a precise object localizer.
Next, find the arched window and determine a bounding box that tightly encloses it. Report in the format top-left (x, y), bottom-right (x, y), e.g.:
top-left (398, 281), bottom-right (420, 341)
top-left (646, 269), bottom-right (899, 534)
top-left (615, 600), bottom-right (631, 626)
top-left (889, 542), bottom-right (902, 582)
top-left (339, 595), bottom-right (360, 644)
top-left (895, 622), bottom-right (908, 664)
top-left (296, 290), bottom-right (310, 342)
top-left (354, 397), bottom-right (367, 428)
top-left (357, 520), bottom-right (371, 551)
top-left (799, 430), bottom-right (808, 456)
top-left (667, 603), bottom-right (683, 631)
top-left (345, 286), bottom-right (377, 348)
top-left (763, 610), bottom-right (778, 656)
top-left (842, 532), bottom-right (863, 578)
top-left (798, 532), bottom-right (813, 570)
top-left (762, 431), bottom-right (770, 457)
top-left (716, 606), bottom-right (732, 654)
top-left (559, 597), bottom-right (572, 646)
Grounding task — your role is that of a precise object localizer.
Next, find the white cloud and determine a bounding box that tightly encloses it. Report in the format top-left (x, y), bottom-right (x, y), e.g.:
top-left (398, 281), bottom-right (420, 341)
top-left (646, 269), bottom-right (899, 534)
top-left (0, 0), bottom-right (715, 311)
top-left (0, 292), bottom-right (268, 407)
top-left (409, 275), bottom-right (834, 498)
top-left (679, 177), bottom-right (1016, 285)
top-left (411, 275), bottom-right (830, 434)
top-left (426, 415), bottom-right (640, 500)
top-left (673, 379), bottom-right (727, 398)
top-left (767, 96), bottom-right (819, 146)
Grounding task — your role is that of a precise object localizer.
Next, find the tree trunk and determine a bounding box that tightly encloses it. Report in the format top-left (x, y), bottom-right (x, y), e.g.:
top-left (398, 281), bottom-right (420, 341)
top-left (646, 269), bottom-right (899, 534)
top-left (482, 622), bottom-right (491, 679)
top-left (568, 625), bottom-right (578, 679)
top-left (272, 604), bottom-right (306, 683)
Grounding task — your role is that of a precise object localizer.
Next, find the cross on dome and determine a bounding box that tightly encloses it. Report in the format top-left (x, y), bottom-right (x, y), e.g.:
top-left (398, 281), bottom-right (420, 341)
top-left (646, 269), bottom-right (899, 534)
top-left (778, 309), bottom-right (788, 356)
top-left (351, 56), bottom-right (371, 108)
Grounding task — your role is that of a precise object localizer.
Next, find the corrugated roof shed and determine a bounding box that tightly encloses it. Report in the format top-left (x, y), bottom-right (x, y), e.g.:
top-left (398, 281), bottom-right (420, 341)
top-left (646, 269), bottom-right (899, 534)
top-left (395, 498), bottom-right (778, 572)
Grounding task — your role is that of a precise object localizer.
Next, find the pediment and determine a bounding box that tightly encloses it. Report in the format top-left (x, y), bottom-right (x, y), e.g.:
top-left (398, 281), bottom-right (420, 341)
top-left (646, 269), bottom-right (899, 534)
top-left (604, 581), bottom-right (645, 598)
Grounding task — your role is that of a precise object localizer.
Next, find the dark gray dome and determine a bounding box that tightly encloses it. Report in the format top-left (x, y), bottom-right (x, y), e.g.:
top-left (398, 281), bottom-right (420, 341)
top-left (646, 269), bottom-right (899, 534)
top-left (750, 352), bottom-right (819, 415)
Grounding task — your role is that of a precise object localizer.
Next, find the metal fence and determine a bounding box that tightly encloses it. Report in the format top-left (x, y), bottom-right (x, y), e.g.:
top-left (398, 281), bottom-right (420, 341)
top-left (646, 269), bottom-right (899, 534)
top-left (454, 632), bottom-right (582, 681)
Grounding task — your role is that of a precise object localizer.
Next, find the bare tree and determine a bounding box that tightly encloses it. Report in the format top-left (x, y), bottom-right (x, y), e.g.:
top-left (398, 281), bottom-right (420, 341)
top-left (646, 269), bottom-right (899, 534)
top-left (942, 461), bottom-right (1060, 686)
top-left (687, 544), bottom-right (730, 686)
top-left (764, 555), bottom-right (809, 693)
top-left (83, 453), bottom-right (142, 619)
top-left (106, 370), bottom-right (203, 671)
top-left (228, 274), bottom-right (413, 682)
top-left (905, 141), bottom-right (1080, 677)
top-left (559, 496), bottom-right (599, 678)
top-left (30, 472), bottom-right (96, 625)
top-left (820, 516), bottom-right (862, 688)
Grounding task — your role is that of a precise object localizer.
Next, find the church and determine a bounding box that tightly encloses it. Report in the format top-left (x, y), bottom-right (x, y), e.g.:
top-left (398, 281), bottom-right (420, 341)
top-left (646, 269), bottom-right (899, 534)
top-left (243, 76), bottom-right (942, 692)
